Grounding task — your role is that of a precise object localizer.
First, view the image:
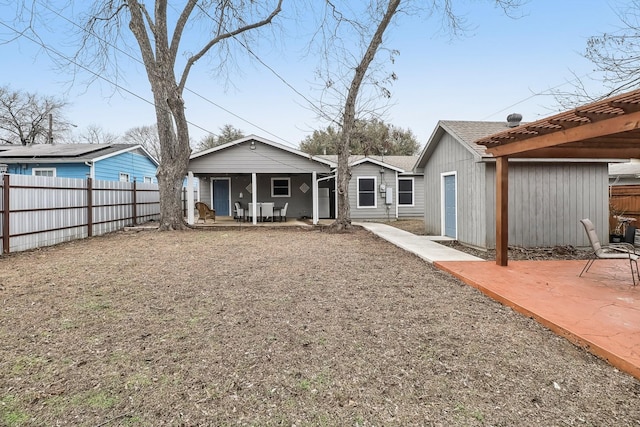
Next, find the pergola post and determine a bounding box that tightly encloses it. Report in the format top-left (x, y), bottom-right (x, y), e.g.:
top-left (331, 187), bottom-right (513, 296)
top-left (496, 156), bottom-right (509, 266)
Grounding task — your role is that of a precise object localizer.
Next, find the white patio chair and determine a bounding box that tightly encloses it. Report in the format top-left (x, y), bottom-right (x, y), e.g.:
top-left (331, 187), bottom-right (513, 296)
top-left (261, 202), bottom-right (274, 222)
top-left (234, 202), bottom-right (245, 222)
top-left (279, 202), bottom-right (288, 222)
top-left (579, 218), bottom-right (639, 286)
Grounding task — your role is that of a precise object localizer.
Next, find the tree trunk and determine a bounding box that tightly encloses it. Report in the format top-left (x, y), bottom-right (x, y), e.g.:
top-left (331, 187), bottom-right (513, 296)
top-left (153, 83), bottom-right (191, 231)
top-left (330, 0), bottom-right (401, 232)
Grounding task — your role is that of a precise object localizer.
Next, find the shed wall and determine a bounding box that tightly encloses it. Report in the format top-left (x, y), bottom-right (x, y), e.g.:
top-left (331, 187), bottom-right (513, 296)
top-left (423, 133), bottom-right (488, 247)
top-left (485, 162), bottom-right (609, 248)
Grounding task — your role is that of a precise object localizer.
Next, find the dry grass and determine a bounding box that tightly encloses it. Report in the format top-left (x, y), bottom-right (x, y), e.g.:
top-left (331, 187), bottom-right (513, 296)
top-left (0, 227), bottom-right (638, 426)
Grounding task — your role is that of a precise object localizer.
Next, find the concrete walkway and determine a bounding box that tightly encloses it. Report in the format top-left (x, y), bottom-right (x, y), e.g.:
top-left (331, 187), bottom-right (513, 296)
top-left (355, 222), bottom-right (484, 262)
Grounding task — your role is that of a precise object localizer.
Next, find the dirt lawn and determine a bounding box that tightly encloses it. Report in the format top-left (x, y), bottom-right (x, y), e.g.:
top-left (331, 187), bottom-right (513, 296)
top-left (1, 226), bottom-right (639, 426)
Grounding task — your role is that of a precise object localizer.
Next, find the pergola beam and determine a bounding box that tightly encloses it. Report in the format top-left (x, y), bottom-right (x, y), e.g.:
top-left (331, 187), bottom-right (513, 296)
top-left (486, 110), bottom-right (640, 157)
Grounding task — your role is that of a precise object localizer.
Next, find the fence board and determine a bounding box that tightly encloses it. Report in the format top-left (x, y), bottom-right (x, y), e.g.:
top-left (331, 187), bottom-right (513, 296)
top-left (1, 174), bottom-right (160, 254)
top-left (609, 185), bottom-right (640, 233)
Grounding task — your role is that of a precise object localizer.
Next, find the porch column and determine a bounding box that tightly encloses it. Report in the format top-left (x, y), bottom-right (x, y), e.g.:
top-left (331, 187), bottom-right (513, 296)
top-left (312, 171), bottom-right (318, 225)
top-left (187, 171), bottom-right (195, 225)
top-left (496, 156), bottom-right (509, 266)
top-left (251, 172), bottom-right (258, 225)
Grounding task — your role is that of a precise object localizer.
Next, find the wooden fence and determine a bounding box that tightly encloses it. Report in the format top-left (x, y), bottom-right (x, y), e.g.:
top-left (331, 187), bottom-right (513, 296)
top-left (0, 174), bottom-right (160, 254)
top-left (609, 185), bottom-right (640, 233)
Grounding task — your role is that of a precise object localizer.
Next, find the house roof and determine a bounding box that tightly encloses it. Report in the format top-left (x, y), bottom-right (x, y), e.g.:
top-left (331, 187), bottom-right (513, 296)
top-left (0, 143), bottom-right (158, 165)
top-left (319, 155), bottom-right (417, 172)
top-left (609, 161), bottom-right (640, 177)
top-left (190, 134), bottom-right (336, 167)
top-left (415, 120), bottom-right (512, 168)
top-left (475, 88), bottom-right (640, 159)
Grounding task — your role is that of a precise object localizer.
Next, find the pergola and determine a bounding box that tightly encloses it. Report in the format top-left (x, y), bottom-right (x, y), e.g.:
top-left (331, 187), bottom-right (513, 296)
top-left (475, 89), bottom-right (640, 266)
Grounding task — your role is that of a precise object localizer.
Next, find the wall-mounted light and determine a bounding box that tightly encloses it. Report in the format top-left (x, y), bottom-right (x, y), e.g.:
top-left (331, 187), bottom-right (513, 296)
top-left (250, 140), bottom-right (256, 150)
top-left (379, 168), bottom-right (385, 175)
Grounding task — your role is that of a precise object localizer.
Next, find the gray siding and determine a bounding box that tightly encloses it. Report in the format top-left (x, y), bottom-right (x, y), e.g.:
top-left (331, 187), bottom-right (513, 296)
top-left (486, 162), bottom-right (609, 248)
top-left (423, 132), bottom-right (487, 247)
top-left (422, 131), bottom-right (609, 249)
top-left (398, 175), bottom-right (424, 218)
top-left (350, 163), bottom-right (396, 220)
top-left (189, 141), bottom-right (331, 174)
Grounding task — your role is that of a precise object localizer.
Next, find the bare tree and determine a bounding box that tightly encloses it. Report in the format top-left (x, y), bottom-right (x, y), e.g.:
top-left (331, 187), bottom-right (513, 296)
top-left (78, 124), bottom-right (120, 145)
top-left (123, 124), bottom-right (161, 161)
top-left (0, 85), bottom-right (69, 145)
top-left (11, 1), bottom-right (283, 230)
top-left (313, 0), bottom-right (521, 231)
top-left (550, 2), bottom-right (640, 108)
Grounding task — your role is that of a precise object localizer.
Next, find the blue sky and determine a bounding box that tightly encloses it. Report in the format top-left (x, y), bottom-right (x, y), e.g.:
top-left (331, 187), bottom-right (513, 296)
top-left (0, 1), bottom-right (628, 149)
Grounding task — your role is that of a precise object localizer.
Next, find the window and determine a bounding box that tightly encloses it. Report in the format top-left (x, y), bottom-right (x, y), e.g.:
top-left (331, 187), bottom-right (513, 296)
top-left (32, 168), bottom-right (56, 177)
top-left (357, 177), bottom-right (376, 208)
top-left (119, 172), bottom-right (130, 182)
top-left (271, 177), bottom-right (290, 197)
top-left (143, 176), bottom-right (153, 184)
top-left (398, 178), bottom-right (414, 206)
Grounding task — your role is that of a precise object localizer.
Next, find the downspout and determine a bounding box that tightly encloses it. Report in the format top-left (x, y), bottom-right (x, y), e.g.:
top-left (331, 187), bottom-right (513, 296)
top-left (85, 161), bottom-right (95, 179)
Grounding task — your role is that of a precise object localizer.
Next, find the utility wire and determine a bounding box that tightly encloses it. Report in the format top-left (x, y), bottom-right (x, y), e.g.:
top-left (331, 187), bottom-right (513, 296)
top-left (29, 0), bottom-right (300, 147)
top-left (0, 19), bottom-right (216, 136)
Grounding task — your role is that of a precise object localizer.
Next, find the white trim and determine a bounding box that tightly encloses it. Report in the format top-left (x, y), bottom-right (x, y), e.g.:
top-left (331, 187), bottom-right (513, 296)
top-left (397, 176), bottom-right (415, 207)
top-left (143, 176), bottom-right (153, 183)
top-left (357, 176), bottom-right (377, 209)
top-left (187, 172), bottom-right (195, 225)
top-left (440, 171), bottom-right (457, 238)
top-left (32, 167), bottom-right (56, 177)
top-left (119, 172), bottom-right (130, 182)
top-left (350, 157), bottom-right (405, 172)
top-left (91, 144), bottom-right (159, 166)
top-left (271, 177), bottom-right (291, 197)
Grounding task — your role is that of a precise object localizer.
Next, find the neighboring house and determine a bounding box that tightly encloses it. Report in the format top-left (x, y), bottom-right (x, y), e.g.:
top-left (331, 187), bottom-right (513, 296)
top-left (186, 135), bottom-right (421, 223)
top-left (609, 161), bottom-right (640, 186)
top-left (414, 119), bottom-right (611, 249)
top-left (0, 144), bottom-right (159, 183)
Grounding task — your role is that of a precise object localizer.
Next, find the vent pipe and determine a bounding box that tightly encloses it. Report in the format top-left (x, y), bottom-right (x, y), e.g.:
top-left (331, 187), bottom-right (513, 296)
top-left (506, 113), bottom-right (522, 128)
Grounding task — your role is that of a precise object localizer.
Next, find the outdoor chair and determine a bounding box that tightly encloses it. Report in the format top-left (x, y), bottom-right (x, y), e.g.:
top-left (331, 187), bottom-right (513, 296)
top-left (279, 202), bottom-right (289, 222)
top-left (261, 202), bottom-right (274, 222)
top-left (195, 202), bottom-right (216, 223)
top-left (579, 218), bottom-right (639, 285)
top-left (234, 202), bottom-right (245, 222)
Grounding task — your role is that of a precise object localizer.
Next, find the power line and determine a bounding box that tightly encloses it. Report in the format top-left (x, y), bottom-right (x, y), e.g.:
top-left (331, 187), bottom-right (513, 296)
top-left (0, 19), bottom-right (216, 136)
top-left (26, 1), bottom-right (301, 147)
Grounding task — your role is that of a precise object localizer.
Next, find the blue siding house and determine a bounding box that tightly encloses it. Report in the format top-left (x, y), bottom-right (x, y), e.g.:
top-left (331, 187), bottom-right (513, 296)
top-left (0, 144), bottom-right (158, 182)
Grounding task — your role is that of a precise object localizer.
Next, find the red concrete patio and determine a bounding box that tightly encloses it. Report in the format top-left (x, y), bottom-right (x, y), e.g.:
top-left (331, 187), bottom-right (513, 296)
top-left (435, 258), bottom-right (640, 380)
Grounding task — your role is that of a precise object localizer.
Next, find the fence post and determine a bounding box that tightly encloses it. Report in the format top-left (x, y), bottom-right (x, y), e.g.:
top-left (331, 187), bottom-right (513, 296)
top-left (87, 178), bottom-right (93, 237)
top-left (132, 180), bottom-right (138, 225)
top-left (2, 174), bottom-right (9, 254)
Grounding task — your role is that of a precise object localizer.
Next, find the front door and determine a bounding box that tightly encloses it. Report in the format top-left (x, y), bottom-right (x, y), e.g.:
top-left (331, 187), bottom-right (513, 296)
top-left (212, 179), bottom-right (230, 216)
top-left (443, 174), bottom-right (457, 238)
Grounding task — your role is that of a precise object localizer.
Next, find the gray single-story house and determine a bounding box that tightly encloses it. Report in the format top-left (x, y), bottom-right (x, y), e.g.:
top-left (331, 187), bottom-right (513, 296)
top-left (186, 135), bottom-right (422, 224)
top-left (415, 118), bottom-right (614, 249)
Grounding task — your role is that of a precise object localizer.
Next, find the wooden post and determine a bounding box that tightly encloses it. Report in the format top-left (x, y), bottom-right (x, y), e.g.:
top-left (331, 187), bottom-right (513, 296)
top-left (87, 178), bottom-right (93, 237)
top-left (496, 156), bottom-right (509, 266)
top-left (132, 180), bottom-right (138, 225)
top-left (3, 174), bottom-right (10, 254)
